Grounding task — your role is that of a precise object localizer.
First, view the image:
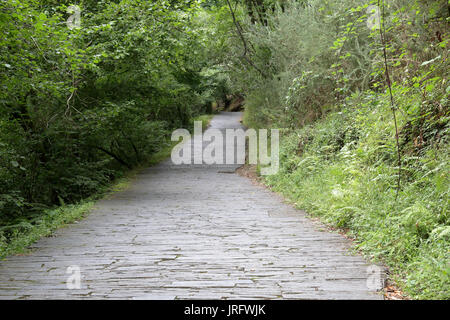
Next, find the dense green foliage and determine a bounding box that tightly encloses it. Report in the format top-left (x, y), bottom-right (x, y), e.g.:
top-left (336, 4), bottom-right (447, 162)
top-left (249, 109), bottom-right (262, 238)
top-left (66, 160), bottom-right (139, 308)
top-left (211, 0), bottom-right (449, 298)
top-left (0, 0), bottom-right (228, 244)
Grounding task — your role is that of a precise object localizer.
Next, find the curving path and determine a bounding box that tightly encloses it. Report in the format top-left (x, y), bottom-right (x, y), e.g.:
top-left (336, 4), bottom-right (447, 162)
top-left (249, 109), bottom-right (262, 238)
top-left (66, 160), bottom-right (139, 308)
top-left (0, 112), bottom-right (384, 299)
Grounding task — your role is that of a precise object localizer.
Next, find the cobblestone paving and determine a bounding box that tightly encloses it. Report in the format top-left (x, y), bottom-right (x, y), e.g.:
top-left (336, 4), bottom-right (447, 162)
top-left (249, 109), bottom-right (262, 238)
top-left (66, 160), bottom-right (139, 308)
top-left (0, 112), bottom-right (384, 299)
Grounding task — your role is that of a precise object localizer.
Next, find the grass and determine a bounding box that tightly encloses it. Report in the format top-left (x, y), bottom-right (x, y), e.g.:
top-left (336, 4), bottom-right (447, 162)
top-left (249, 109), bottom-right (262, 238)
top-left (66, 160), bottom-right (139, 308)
top-left (0, 113), bottom-right (215, 260)
top-left (245, 90), bottom-right (449, 299)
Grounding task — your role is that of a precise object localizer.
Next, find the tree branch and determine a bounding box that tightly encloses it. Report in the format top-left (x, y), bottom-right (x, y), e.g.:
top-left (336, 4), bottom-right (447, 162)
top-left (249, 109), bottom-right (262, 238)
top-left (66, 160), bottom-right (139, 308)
top-left (226, 0), bottom-right (267, 78)
top-left (378, 0), bottom-right (402, 199)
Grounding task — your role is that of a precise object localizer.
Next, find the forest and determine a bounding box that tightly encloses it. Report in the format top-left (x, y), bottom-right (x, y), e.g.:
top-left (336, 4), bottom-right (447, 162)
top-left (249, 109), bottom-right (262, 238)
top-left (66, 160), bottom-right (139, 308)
top-left (0, 0), bottom-right (448, 299)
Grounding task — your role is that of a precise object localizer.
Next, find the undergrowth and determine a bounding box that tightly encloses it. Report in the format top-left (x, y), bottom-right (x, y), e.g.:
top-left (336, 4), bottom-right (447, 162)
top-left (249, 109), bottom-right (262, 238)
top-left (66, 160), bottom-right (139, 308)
top-left (258, 90), bottom-right (449, 299)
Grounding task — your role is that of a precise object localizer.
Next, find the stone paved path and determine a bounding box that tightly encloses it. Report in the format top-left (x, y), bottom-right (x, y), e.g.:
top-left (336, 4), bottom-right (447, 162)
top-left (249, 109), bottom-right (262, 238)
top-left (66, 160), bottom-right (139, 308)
top-left (0, 112), bottom-right (384, 299)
